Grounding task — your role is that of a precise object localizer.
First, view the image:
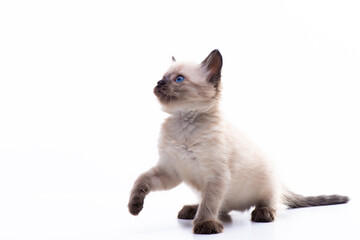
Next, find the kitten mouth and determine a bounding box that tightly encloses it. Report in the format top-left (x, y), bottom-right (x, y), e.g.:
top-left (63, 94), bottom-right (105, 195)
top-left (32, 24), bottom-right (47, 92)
top-left (154, 86), bottom-right (177, 103)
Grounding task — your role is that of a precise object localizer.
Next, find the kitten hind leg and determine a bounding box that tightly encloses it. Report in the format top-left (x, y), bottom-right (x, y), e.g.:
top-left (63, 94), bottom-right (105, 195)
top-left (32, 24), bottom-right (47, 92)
top-left (178, 205), bottom-right (232, 222)
top-left (178, 204), bottom-right (198, 220)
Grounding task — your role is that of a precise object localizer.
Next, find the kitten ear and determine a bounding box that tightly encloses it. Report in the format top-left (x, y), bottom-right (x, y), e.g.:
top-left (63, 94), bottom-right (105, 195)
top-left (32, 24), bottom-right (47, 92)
top-left (201, 49), bottom-right (223, 85)
top-left (172, 56), bottom-right (176, 62)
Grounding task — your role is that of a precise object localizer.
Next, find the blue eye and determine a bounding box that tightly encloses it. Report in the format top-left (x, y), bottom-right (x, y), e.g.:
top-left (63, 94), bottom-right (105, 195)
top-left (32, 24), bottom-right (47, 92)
top-left (175, 75), bottom-right (185, 83)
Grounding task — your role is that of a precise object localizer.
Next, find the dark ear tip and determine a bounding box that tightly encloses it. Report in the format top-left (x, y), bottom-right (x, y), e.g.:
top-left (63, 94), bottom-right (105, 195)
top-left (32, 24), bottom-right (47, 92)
top-left (210, 49), bottom-right (222, 63)
top-left (212, 49), bottom-right (222, 64)
top-left (201, 49), bottom-right (223, 70)
top-left (212, 49), bottom-right (221, 56)
top-left (203, 49), bottom-right (222, 63)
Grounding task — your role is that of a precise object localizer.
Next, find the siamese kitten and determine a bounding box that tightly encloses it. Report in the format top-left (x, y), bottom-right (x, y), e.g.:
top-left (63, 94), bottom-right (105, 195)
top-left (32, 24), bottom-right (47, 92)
top-left (128, 50), bottom-right (349, 234)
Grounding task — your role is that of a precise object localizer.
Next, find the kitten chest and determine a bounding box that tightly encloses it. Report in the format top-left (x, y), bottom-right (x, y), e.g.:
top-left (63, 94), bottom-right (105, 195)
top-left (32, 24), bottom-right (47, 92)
top-left (161, 121), bottom-right (211, 190)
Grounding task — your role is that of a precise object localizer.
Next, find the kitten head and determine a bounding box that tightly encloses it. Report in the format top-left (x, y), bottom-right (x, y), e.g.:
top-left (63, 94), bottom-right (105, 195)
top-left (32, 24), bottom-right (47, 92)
top-left (154, 49), bottom-right (223, 113)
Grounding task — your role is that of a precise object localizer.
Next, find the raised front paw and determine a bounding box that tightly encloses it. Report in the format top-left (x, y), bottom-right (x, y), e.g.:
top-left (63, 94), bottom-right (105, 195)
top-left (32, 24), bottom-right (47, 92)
top-left (128, 195), bottom-right (144, 215)
top-left (193, 220), bottom-right (224, 234)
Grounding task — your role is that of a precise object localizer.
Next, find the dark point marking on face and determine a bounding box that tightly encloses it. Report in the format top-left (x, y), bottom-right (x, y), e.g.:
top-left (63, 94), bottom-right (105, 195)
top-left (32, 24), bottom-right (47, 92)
top-left (162, 73), bottom-right (172, 81)
top-left (154, 76), bottom-right (178, 104)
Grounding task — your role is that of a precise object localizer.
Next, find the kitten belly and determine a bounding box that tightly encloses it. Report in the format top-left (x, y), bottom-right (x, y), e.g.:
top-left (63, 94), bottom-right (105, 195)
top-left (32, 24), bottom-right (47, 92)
top-left (223, 163), bottom-right (279, 212)
top-left (175, 152), bottom-right (262, 211)
top-left (223, 181), bottom-right (259, 212)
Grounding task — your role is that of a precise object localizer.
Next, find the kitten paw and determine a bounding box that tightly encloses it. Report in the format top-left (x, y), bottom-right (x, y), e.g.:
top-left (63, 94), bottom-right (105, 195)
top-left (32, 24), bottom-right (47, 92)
top-left (178, 204), bottom-right (198, 220)
top-left (128, 195), bottom-right (144, 215)
top-left (193, 220), bottom-right (223, 234)
top-left (251, 207), bottom-right (275, 222)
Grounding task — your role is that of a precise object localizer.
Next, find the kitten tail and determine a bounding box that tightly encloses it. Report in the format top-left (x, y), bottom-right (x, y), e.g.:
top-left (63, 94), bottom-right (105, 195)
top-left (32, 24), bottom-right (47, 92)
top-left (283, 188), bottom-right (349, 209)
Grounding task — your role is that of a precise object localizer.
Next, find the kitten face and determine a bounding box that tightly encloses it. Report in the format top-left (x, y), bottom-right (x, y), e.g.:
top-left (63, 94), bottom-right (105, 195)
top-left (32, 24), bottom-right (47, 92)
top-left (154, 50), bottom-right (223, 112)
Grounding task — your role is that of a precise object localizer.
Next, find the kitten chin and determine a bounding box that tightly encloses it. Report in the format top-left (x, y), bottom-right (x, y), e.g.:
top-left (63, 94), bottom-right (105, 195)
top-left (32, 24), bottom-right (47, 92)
top-left (153, 85), bottom-right (178, 105)
top-left (128, 49), bottom-right (349, 235)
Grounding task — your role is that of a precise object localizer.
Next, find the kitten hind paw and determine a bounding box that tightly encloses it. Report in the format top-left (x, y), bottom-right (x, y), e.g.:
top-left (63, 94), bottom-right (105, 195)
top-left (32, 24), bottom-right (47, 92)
top-left (251, 207), bottom-right (275, 222)
top-left (178, 204), bottom-right (198, 220)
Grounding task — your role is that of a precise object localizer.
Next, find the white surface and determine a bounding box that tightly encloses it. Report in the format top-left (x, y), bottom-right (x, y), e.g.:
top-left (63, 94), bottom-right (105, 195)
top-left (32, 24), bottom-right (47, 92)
top-left (1, 186), bottom-right (359, 240)
top-left (1, 1), bottom-right (360, 239)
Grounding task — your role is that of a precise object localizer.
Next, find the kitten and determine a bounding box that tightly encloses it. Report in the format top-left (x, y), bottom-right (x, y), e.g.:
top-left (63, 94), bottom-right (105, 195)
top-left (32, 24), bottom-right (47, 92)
top-left (128, 50), bottom-right (349, 234)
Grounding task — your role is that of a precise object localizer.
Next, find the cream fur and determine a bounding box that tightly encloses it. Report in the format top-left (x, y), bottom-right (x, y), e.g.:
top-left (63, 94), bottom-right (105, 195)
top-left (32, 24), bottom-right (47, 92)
top-left (128, 50), bottom-right (349, 234)
top-left (129, 50), bottom-right (282, 233)
top-left (158, 102), bottom-right (281, 213)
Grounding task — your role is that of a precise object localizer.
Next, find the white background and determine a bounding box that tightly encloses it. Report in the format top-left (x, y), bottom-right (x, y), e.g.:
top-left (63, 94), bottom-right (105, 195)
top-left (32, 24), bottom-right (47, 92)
top-left (0, 1), bottom-right (359, 239)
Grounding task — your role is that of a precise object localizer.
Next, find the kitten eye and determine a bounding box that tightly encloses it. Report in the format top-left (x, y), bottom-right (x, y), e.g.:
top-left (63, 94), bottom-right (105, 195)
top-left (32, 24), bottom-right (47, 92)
top-left (175, 75), bottom-right (185, 83)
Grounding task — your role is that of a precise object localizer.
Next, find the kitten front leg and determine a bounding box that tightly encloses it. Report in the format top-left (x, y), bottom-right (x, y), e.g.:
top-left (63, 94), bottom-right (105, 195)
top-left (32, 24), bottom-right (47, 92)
top-left (128, 165), bottom-right (181, 215)
top-left (193, 175), bottom-right (229, 234)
